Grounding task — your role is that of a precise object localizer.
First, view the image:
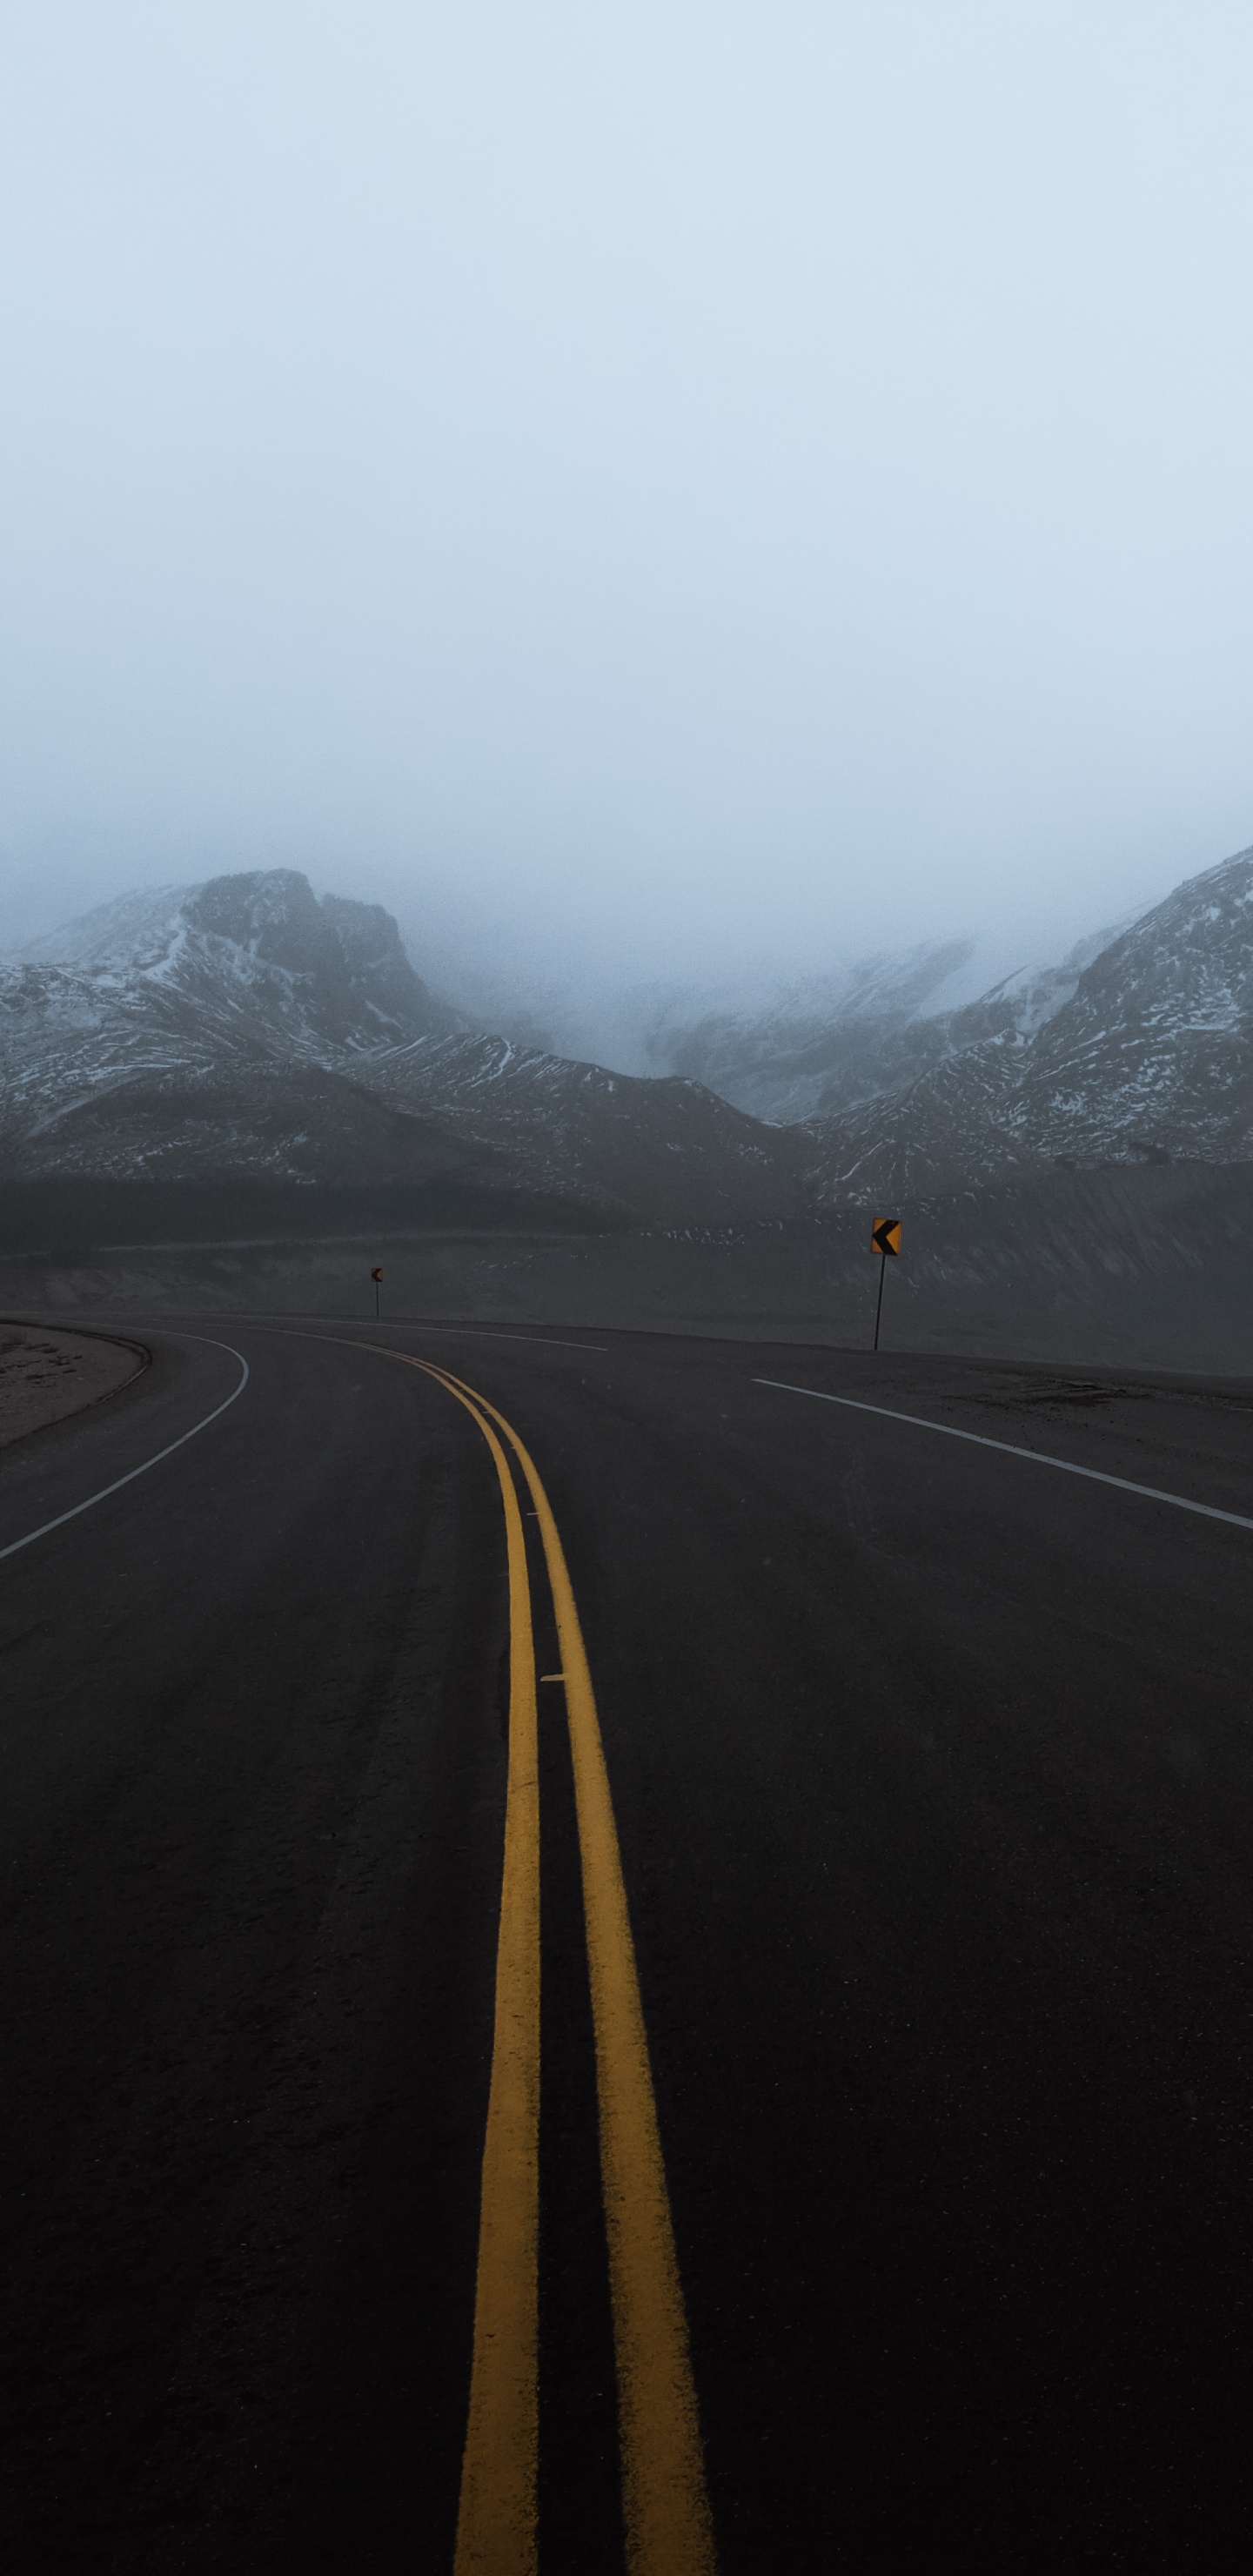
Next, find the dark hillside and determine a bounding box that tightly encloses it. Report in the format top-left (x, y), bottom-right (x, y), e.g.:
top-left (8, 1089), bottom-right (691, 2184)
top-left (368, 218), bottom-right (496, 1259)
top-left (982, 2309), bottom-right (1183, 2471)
top-left (356, 1034), bottom-right (814, 1224)
top-left (10, 1161), bottom-right (1253, 1379)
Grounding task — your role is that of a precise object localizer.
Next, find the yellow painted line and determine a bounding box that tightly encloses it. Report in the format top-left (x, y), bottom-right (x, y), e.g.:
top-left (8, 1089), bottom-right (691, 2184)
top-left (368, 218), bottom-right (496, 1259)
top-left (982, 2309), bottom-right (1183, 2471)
top-left (419, 1359), bottom-right (717, 2576)
top-left (423, 1372), bottom-right (540, 2576)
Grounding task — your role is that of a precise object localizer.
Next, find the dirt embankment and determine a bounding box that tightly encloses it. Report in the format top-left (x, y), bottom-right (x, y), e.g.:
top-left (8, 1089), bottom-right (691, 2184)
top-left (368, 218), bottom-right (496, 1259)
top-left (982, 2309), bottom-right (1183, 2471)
top-left (0, 1324), bottom-right (146, 1446)
top-left (3, 1162), bottom-right (1252, 1377)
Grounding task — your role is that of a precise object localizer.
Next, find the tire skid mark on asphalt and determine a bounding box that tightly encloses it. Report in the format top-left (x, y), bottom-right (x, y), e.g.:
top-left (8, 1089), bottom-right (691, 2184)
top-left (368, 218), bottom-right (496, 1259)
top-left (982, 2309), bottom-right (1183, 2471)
top-left (754, 1376), bottom-right (1253, 1533)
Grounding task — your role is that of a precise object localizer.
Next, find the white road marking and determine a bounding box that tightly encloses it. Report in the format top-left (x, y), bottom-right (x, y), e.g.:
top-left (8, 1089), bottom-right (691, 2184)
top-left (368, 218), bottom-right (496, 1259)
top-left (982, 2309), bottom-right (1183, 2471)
top-left (753, 1377), bottom-right (1253, 1535)
top-left (231, 1318), bottom-right (608, 1356)
top-left (241, 1329), bottom-right (611, 1370)
top-left (0, 1337), bottom-right (251, 1565)
top-left (399, 1324), bottom-right (609, 1355)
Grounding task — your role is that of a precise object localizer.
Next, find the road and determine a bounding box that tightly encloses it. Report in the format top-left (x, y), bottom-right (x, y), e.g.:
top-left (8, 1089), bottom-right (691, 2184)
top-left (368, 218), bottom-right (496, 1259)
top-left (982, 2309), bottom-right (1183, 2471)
top-left (3, 1316), bottom-right (1253, 2570)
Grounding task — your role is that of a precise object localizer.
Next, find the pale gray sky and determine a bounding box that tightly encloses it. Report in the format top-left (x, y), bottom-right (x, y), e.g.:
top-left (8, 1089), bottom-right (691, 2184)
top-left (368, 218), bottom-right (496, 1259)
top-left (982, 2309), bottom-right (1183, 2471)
top-left (2, 1), bottom-right (1251, 990)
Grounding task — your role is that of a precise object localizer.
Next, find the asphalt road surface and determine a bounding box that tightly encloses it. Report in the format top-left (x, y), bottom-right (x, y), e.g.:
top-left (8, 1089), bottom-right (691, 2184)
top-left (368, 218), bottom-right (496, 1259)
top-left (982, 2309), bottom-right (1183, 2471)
top-left (3, 1317), bottom-right (1253, 2571)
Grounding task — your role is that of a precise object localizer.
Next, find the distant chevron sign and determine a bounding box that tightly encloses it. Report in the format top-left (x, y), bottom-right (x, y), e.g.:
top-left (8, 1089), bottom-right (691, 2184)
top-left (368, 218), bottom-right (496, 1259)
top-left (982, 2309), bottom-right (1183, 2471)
top-left (870, 1218), bottom-right (901, 1257)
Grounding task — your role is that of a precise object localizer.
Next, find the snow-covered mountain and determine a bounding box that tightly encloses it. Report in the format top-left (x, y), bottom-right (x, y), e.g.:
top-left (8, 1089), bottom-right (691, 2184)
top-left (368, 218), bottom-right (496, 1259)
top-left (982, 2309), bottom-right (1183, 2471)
top-left (642, 926), bottom-right (1126, 1127)
top-left (0, 871), bottom-right (810, 1222)
top-left (804, 845), bottom-right (1253, 1199)
top-left (6, 842), bottom-right (1253, 1230)
top-left (353, 1033), bottom-right (811, 1224)
top-left (640, 940), bottom-right (971, 1121)
top-left (0, 871), bottom-right (475, 1190)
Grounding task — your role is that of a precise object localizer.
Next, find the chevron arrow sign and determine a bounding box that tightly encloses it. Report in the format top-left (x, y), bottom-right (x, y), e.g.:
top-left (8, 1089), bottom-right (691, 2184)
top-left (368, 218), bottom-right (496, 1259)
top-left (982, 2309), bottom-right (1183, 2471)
top-left (870, 1218), bottom-right (901, 1257)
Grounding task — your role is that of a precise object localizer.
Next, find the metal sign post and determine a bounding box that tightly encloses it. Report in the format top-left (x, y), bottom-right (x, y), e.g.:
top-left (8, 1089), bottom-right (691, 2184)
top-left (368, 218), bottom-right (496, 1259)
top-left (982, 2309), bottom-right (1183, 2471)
top-left (869, 1218), bottom-right (901, 1350)
top-left (372, 1265), bottom-right (383, 1318)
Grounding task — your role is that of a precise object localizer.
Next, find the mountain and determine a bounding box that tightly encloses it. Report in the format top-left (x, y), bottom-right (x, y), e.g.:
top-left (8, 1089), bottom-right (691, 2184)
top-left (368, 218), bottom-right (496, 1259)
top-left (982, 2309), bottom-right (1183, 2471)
top-left (7, 841), bottom-right (1253, 1237)
top-left (640, 940), bottom-right (975, 1122)
top-left (804, 845), bottom-right (1253, 1199)
top-left (353, 1034), bottom-right (813, 1224)
top-left (0, 871), bottom-right (479, 1191)
top-left (0, 871), bottom-right (810, 1224)
top-left (9, 869), bottom-right (457, 1060)
top-left (642, 927), bottom-right (1125, 1128)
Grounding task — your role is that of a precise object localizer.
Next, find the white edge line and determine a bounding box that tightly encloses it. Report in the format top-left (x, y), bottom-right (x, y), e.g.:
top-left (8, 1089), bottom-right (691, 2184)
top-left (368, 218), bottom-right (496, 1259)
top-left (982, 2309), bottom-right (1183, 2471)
top-left (752, 1377), bottom-right (1253, 1535)
top-left (0, 1336), bottom-right (251, 1564)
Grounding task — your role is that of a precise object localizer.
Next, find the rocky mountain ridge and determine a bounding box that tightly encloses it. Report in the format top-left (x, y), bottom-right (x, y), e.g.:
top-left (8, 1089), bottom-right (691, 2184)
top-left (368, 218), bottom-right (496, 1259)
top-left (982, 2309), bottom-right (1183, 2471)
top-left (643, 925), bottom-right (1125, 1128)
top-left (354, 1032), bottom-right (811, 1224)
top-left (807, 843), bottom-right (1253, 1199)
top-left (0, 871), bottom-right (809, 1224)
top-left (4, 842), bottom-right (1253, 1229)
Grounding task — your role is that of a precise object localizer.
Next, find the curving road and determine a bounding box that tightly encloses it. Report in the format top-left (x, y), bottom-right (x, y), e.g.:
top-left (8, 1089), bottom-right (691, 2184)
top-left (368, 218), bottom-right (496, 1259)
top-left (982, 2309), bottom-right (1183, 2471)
top-left (3, 1318), bottom-right (1253, 2569)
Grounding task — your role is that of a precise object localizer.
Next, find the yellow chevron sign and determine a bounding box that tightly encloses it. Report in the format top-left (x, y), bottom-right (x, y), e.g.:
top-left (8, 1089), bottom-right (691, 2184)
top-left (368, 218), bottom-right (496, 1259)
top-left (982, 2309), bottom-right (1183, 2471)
top-left (870, 1217), bottom-right (901, 1257)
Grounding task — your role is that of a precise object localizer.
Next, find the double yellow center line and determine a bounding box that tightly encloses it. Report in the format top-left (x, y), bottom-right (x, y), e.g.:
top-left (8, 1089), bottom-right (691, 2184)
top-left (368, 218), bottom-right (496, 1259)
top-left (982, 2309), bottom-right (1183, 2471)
top-left (388, 1357), bottom-right (715, 2576)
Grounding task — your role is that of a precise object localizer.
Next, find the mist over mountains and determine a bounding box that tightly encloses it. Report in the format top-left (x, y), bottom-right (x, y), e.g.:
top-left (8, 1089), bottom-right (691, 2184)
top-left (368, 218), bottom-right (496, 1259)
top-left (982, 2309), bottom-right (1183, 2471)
top-left (638, 926), bottom-right (1124, 1125)
top-left (3, 842), bottom-right (1253, 1236)
top-left (0, 869), bottom-right (810, 1227)
top-left (798, 849), bottom-right (1253, 1198)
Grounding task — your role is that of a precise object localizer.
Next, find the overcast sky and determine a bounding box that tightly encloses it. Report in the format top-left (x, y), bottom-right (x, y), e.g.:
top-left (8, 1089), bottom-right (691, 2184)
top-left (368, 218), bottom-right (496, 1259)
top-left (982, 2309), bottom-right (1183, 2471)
top-left (2, 1), bottom-right (1251, 994)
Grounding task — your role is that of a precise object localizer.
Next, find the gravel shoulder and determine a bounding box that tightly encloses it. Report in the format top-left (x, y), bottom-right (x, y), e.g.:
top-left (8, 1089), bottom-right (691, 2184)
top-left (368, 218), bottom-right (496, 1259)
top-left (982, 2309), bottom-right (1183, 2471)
top-left (0, 1321), bottom-right (146, 1447)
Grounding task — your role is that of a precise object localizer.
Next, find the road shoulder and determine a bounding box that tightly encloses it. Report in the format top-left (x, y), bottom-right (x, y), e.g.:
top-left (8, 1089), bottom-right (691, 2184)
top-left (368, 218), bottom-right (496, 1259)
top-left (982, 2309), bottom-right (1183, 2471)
top-left (0, 1319), bottom-right (148, 1448)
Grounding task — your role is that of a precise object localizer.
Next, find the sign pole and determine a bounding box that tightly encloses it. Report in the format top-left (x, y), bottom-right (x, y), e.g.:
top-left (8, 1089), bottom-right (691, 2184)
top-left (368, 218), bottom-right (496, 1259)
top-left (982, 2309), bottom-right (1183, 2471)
top-left (868, 1217), bottom-right (901, 1349)
top-left (371, 1265), bottom-right (383, 1318)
